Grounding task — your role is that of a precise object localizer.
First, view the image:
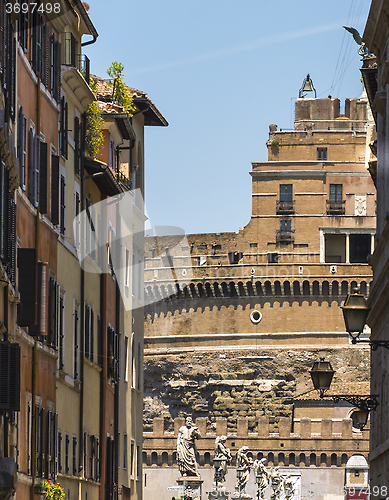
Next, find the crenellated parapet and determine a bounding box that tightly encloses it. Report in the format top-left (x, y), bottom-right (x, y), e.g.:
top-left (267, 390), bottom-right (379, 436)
top-left (143, 416), bottom-right (368, 469)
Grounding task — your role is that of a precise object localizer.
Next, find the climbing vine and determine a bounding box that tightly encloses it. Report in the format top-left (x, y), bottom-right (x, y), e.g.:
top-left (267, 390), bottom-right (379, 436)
top-left (85, 99), bottom-right (104, 159)
top-left (39, 480), bottom-right (65, 500)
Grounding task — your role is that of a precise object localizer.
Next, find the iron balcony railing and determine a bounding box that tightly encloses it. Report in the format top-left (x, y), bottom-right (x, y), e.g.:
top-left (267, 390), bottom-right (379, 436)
top-left (276, 200), bottom-right (295, 214)
top-left (326, 200), bottom-right (345, 215)
top-left (276, 230), bottom-right (295, 244)
top-left (62, 33), bottom-right (90, 84)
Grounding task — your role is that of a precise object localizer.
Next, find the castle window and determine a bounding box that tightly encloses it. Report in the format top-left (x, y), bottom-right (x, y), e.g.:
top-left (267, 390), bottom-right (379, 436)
top-left (317, 147), bottom-right (327, 160)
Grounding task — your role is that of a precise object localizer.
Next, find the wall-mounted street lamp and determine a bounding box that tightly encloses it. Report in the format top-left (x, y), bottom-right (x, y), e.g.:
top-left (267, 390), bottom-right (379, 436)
top-left (342, 287), bottom-right (389, 350)
top-left (309, 358), bottom-right (378, 430)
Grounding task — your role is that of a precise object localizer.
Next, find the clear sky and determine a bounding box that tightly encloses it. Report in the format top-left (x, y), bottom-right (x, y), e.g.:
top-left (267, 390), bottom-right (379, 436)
top-left (84, 0), bottom-right (372, 235)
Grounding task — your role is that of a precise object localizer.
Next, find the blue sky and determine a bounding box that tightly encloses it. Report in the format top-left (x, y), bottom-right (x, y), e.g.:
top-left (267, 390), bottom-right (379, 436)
top-left (84, 0), bottom-right (372, 235)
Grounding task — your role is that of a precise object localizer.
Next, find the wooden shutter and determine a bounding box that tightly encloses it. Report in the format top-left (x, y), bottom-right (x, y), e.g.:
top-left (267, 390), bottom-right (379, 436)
top-left (7, 196), bottom-right (16, 287)
top-left (48, 277), bottom-right (57, 346)
top-left (30, 262), bottom-right (47, 336)
top-left (60, 175), bottom-right (65, 233)
top-left (64, 101), bottom-right (68, 159)
top-left (54, 40), bottom-right (61, 103)
top-left (74, 116), bottom-right (80, 174)
top-left (90, 309), bottom-right (94, 363)
top-left (0, 341), bottom-right (20, 411)
top-left (51, 154), bottom-right (59, 225)
top-left (39, 141), bottom-right (48, 213)
top-left (84, 305), bottom-right (90, 359)
top-left (42, 23), bottom-right (50, 88)
top-left (17, 248), bottom-right (38, 326)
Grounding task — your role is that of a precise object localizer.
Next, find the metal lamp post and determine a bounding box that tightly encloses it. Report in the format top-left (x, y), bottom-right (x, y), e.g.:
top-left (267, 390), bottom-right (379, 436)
top-left (309, 358), bottom-right (378, 430)
top-left (342, 287), bottom-right (389, 350)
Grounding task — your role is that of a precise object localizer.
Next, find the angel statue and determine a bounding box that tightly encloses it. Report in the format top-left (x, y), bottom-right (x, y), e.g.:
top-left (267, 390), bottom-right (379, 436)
top-left (177, 416), bottom-right (201, 477)
top-left (270, 467), bottom-right (283, 500)
top-left (235, 446), bottom-right (253, 494)
top-left (253, 458), bottom-right (270, 500)
top-left (344, 26), bottom-right (374, 58)
top-left (283, 474), bottom-right (295, 500)
top-left (214, 435), bottom-right (232, 484)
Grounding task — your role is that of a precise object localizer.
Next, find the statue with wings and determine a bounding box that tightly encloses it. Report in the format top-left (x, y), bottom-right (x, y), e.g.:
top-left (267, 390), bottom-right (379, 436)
top-left (344, 26), bottom-right (374, 58)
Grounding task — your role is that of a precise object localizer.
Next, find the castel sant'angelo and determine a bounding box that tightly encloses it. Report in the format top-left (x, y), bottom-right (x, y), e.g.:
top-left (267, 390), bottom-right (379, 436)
top-left (142, 79), bottom-right (376, 498)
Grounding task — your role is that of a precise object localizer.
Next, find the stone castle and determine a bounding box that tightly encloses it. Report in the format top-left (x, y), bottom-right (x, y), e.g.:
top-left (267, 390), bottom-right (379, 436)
top-left (142, 88), bottom-right (375, 498)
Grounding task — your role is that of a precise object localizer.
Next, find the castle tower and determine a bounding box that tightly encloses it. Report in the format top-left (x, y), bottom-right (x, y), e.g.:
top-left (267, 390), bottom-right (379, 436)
top-left (143, 85), bottom-right (375, 498)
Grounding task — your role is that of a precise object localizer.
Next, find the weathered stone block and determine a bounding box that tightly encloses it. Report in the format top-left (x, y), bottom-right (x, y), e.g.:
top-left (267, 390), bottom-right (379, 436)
top-left (257, 416), bottom-right (269, 437)
top-left (300, 418), bottom-right (311, 438)
top-left (196, 417), bottom-right (207, 436)
top-left (174, 417), bottom-right (185, 435)
top-left (278, 417), bottom-right (290, 438)
top-left (237, 417), bottom-right (248, 437)
top-left (216, 417), bottom-right (227, 436)
top-left (321, 418), bottom-right (333, 438)
top-left (342, 418), bottom-right (352, 438)
top-left (153, 417), bottom-right (164, 436)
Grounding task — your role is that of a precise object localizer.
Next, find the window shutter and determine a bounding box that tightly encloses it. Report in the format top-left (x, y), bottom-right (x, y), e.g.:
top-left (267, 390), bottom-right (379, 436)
top-left (7, 196), bottom-right (16, 287)
top-left (54, 40), bottom-right (61, 103)
top-left (42, 23), bottom-right (50, 88)
top-left (60, 174), bottom-right (65, 234)
top-left (28, 129), bottom-right (34, 203)
top-left (70, 32), bottom-right (76, 67)
top-left (0, 162), bottom-right (7, 260)
top-left (74, 116), bottom-right (80, 174)
top-left (64, 101), bottom-right (68, 159)
top-left (10, 35), bottom-right (15, 119)
top-left (85, 305), bottom-right (90, 359)
top-left (30, 262), bottom-right (47, 336)
top-left (90, 309), bottom-right (94, 363)
top-left (0, 341), bottom-right (20, 411)
top-left (51, 154), bottom-right (59, 225)
top-left (53, 413), bottom-right (58, 478)
top-left (39, 141), bottom-right (48, 214)
top-left (17, 248), bottom-right (38, 326)
top-left (18, 106), bottom-right (23, 172)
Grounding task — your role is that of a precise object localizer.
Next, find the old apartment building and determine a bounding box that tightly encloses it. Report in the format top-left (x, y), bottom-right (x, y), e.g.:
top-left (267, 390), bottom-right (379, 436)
top-left (143, 87), bottom-right (376, 497)
top-left (0, 1), bottom-right (167, 499)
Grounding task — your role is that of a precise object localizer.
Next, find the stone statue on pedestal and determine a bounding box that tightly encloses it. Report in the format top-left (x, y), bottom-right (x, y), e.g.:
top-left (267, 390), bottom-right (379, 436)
top-left (269, 467), bottom-right (283, 500)
top-left (235, 446), bottom-right (253, 494)
top-left (253, 458), bottom-right (270, 500)
top-left (177, 416), bottom-right (201, 477)
top-left (214, 435), bottom-right (232, 484)
top-left (283, 474), bottom-right (295, 500)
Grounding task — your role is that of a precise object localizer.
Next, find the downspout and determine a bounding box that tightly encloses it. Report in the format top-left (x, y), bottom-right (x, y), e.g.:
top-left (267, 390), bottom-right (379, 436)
top-left (114, 281), bottom-right (120, 500)
top-left (31, 76), bottom-right (41, 500)
top-left (79, 111), bottom-right (86, 498)
top-left (3, 284), bottom-right (8, 456)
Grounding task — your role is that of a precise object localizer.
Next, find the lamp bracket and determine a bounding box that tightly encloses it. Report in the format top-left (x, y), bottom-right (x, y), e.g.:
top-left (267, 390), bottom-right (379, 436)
top-left (352, 338), bottom-right (389, 351)
top-left (324, 394), bottom-right (379, 411)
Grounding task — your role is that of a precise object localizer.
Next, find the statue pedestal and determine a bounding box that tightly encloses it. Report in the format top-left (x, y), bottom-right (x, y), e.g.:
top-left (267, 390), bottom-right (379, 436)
top-left (207, 487), bottom-right (230, 500)
top-left (230, 493), bottom-right (252, 500)
top-left (177, 476), bottom-right (203, 500)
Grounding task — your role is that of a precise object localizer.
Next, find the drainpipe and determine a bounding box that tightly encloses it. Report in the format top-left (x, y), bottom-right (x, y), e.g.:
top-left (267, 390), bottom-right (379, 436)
top-left (114, 281), bottom-right (120, 500)
top-left (79, 111), bottom-right (86, 493)
top-left (31, 76), bottom-right (41, 500)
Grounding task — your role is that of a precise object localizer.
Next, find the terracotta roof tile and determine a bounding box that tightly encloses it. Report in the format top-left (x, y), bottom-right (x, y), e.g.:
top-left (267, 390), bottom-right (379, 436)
top-left (295, 381), bottom-right (370, 401)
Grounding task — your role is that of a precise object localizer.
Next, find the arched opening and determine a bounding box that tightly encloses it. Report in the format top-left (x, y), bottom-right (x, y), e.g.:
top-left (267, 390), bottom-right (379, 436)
top-left (310, 453), bottom-right (316, 466)
top-left (205, 282), bottom-right (213, 297)
top-left (142, 452), bottom-right (148, 465)
top-left (274, 281), bottom-right (282, 296)
top-left (151, 452), bottom-right (158, 466)
top-left (341, 454), bottom-right (348, 465)
top-left (322, 281), bottom-right (330, 296)
top-left (289, 453), bottom-right (295, 466)
top-left (238, 282), bottom-right (246, 297)
top-left (213, 282), bottom-right (222, 297)
top-left (331, 453), bottom-right (337, 466)
top-left (197, 283), bottom-right (205, 297)
top-left (256, 452), bottom-right (263, 461)
top-left (204, 452), bottom-right (211, 466)
top-left (303, 280), bottom-right (310, 295)
top-left (246, 281), bottom-right (255, 296)
top-left (256, 282), bottom-right (264, 296)
top-left (189, 283), bottom-right (197, 298)
top-left (341, 281), bottom-right (349, 296)
top-left (267, 452), bottom-right (275, 466)
top-left (265, 281), bottom-right (272, 295)
top-left (293, 281), bottom-right (301, 295)
top-left (320, 453), bottom-right (327, 466)
top-left (160, 285), bottom-right (168, 299)
top-left (284, 281), bottom-right (291, 295)
top-left (332, 281), bottom-right (339, 296)
top-left (221, 282), bottom-right (229, 297)
top-left (299, 453), bottom-right (306, 467)
top-left (350, 281), bottom-right (358, 292)
top-left (162, 452), bottom-right (168, 466)
top-left (278, 453), bottom-right (285, 466)
top-left (229, 282), bottom-right (238, 297)
top-left (360, 281), bottom-right (367, 296)
top-left (167, 284), bottom-right (174, 298)
top-left (312, 280), bottom-right (320, 295)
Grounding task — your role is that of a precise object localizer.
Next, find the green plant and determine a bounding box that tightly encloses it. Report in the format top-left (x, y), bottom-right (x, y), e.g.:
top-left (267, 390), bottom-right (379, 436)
top-left (107, 61), bottom-right (136, 116)
top-left (271, 139), bottom-right (280, 147)
top-left (39, 480), bottom-right (65, 500)
top-left (86, 101), bottom-right (104, 158)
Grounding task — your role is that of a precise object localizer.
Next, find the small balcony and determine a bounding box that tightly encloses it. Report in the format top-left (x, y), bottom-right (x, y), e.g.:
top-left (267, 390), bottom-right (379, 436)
top-left (326, 200), bottom-right (345, 215)
top-left (62, 32), bottom-right (91, 83)
top-left (276, 200), bottom-right (295, 215)
top-left (276, 230), bottom-right (294, 244)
